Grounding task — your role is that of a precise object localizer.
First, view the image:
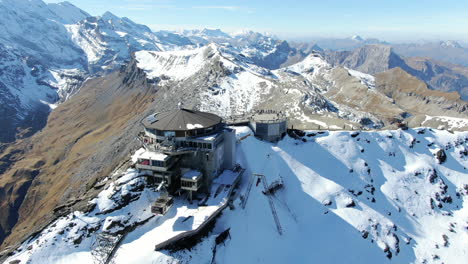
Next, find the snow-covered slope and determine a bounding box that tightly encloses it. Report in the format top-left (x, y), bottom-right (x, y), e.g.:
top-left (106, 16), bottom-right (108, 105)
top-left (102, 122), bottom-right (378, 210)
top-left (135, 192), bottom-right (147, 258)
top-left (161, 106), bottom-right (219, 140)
top-left (47, 1), bottom-right (91, 24)
top-left (0, 0), bottom-right (191, 142)
top-left (180, 29), bottom-right (313, 69)
top-left (212, 127), bottom-right (468, 264)
top-left (6, 127), bottom-right (468, 263)
top-left (135, 44), bottom-right (277, 116)
top-left (0, 0), bottom-right (86, 142)
top-left (66, 12), bottom-right (194, 70)
top-left (135, 44), bottom-right (228, 81)
top-left (134, 44), bottom-right (467, 130)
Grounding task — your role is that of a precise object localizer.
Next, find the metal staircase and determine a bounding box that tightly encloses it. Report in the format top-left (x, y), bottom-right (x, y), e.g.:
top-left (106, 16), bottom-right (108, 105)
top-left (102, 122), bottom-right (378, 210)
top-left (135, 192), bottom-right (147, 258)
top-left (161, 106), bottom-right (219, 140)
top-left (254, 173), bottom-right (283, 235)
top-left (241, 174), bottom-right (255, 209)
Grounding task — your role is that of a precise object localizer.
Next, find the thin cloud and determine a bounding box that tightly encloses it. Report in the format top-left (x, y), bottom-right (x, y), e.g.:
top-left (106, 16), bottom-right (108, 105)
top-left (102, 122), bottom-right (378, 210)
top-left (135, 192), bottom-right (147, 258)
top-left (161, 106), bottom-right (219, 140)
top-left (193, 6), bottom-right (242, 11)
top-left (117, 4), bottom-right (182, 11)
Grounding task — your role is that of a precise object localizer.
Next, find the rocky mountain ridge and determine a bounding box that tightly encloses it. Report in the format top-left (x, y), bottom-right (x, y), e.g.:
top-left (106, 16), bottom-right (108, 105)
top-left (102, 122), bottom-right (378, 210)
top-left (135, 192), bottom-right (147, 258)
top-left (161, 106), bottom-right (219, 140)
top-left (326, 44), bottom-right (468, 100)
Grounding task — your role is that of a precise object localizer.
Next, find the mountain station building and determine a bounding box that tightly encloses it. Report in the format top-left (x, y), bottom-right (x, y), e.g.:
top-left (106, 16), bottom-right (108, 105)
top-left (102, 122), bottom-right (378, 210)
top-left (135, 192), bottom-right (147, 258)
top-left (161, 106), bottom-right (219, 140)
top-left (135, 108), bottom-right (236, 200)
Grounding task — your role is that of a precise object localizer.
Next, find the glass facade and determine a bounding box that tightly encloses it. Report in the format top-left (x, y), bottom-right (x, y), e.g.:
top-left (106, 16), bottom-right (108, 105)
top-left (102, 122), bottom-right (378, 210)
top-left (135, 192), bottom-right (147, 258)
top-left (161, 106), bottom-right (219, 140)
top-left (151, 160), bottom-right (165, 167)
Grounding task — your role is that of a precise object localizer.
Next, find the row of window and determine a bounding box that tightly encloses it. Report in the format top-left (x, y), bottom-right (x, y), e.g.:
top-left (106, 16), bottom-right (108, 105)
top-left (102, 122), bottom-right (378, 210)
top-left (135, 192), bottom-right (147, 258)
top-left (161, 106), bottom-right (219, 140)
top-left (139, 159), bottom-right (167, 167)
top-left (145, 125), bottom-right (221, 138)
top-left (152, 176), bottom-right (200, 189)
top-left (180, 140), bottom-right (213, 150)
top-left (181, 180), bottom-right (197, 188)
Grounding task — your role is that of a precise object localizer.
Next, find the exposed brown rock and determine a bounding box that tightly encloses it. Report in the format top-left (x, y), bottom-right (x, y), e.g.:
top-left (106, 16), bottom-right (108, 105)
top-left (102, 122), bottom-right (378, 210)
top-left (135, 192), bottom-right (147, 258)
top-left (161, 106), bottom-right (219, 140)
top-left (0, 58), bottom-right (156, 250)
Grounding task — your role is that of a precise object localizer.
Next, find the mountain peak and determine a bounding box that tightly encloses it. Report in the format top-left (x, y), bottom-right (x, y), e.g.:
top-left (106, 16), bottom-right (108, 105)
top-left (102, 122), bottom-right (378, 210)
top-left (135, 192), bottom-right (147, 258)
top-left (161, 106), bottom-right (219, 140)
top-left (440, 40), bottom-right (462, 48)
top-left (47, 1), bottom-right (90, 24)
top-left (350, 35), bottom-right (364, 41)
top-left (101, 11), bottom-right (119, 21)
top-left (199, 28), bottom-right (230, 38)
top-left (232, 30), bottom-right (277, 40)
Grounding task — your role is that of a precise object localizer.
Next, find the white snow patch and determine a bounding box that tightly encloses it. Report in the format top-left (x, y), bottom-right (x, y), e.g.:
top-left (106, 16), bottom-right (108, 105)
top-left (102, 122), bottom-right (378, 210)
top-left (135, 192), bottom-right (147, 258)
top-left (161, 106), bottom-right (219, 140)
top-left (186, 123), bottom-right (203, 129)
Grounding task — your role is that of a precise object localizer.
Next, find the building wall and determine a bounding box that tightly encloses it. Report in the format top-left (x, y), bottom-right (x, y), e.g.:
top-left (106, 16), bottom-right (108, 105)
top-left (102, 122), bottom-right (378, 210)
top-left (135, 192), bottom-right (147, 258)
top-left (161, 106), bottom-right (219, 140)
top-left (223, 128), bottom-right (236, 170)
top-left (142, 127), bottom-right (237, 193)
top-left (250, 120), bottom-right (287, 142)
top-left (178, 147), bottom-right (222, 192)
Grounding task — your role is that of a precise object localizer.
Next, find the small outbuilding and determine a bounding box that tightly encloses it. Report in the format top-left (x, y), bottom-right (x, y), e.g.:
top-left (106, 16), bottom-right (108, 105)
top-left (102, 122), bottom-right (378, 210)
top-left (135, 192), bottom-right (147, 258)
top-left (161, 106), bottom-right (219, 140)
top-left (249, 110), bottom-right (287, 142)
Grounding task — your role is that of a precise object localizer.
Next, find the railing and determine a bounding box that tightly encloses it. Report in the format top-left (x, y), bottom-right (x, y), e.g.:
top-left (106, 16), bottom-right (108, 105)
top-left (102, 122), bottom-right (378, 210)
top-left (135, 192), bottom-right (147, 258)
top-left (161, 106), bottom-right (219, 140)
top-left (253, 117), bottom-right (287, 124)
top-left (225, 113), bottom-right (287, 125)
top-left (135, 164), bottom-right (171, 172)
top-left (241, 174), bottom-right (255, 209)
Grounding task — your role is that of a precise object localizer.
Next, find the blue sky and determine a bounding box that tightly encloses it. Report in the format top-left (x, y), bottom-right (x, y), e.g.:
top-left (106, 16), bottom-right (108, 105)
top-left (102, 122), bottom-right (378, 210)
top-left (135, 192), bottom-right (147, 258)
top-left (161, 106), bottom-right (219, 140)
top-left (44, 0), bottom-right (468, 42)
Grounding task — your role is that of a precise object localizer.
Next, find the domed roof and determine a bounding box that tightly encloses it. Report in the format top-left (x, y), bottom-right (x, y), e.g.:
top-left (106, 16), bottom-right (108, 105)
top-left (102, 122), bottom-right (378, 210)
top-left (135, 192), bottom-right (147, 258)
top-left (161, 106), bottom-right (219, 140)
top-left (142, 108), bottom-right (222, 131)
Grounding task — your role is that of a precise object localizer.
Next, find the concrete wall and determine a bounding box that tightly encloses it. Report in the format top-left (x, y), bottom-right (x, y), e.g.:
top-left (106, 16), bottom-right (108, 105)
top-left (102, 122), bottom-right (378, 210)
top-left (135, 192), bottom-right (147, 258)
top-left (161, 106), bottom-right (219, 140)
top-left (249, 120), bottom-right (287, 142)
top-left (223, 128), bottom-right (236, 170)
top-left (178, 146), bottom-right (223, 192)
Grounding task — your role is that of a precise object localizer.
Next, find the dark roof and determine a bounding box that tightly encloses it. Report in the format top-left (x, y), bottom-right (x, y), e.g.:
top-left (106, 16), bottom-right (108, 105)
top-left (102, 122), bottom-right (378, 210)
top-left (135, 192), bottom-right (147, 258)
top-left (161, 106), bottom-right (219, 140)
top-left (142, 109), bottom-right (222, 131)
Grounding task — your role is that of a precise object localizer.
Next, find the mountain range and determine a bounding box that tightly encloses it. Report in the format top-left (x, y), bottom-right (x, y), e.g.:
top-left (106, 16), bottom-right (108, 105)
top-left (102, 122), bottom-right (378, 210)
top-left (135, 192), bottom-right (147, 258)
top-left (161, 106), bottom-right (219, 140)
top-left (0, 0), bottom-right (467, 262)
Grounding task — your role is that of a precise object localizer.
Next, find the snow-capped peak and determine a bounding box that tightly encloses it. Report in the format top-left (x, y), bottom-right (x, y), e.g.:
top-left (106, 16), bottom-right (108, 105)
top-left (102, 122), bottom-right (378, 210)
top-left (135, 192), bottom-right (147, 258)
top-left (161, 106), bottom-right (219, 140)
top-left (182, 28), bottom-right (231, 39)
top-left (101, 11), bottom-right (119, 20)
top-left (351, 35), bottom-right (364, 41)
top-left (285, 52), bottom-right (330, 73)
top-left (47, 1), bottom-right (90, 24)
top-left (135, 44), bottom-right (224, 81)
top-left (200, 28), bottom-right (231, 38)
top-left (440, 40), bottom-right (462, 49)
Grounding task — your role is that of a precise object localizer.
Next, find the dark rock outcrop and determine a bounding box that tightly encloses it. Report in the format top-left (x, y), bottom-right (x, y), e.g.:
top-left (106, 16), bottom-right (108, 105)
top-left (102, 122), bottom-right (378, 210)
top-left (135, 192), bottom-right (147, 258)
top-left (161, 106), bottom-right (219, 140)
top-left (436, 149), bottom-right (447, 164)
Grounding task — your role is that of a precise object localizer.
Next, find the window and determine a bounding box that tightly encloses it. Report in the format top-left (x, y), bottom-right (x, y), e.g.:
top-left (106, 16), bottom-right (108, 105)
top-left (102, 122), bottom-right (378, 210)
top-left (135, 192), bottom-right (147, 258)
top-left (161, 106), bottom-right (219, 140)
top-left (181, 180), bottom-right (194, 188)
top-left (164, 131), bottom-right (176, 137)
top-left (151, 160), bottom-right (164, 167)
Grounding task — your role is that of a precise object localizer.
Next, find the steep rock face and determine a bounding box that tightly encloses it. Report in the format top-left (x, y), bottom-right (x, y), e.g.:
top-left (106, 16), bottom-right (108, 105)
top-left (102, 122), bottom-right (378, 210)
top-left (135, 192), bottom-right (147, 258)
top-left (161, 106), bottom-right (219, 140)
top-left (393, 41), bottom-right (468, 67)
top-left (375, 68), bottom-right (468, 117)
top-left (326, 45), bottom-right (408, 75)
top-left (326, 44), bottom-right (468, 100)
top-left (403, 57), bottom-right (468, 100)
